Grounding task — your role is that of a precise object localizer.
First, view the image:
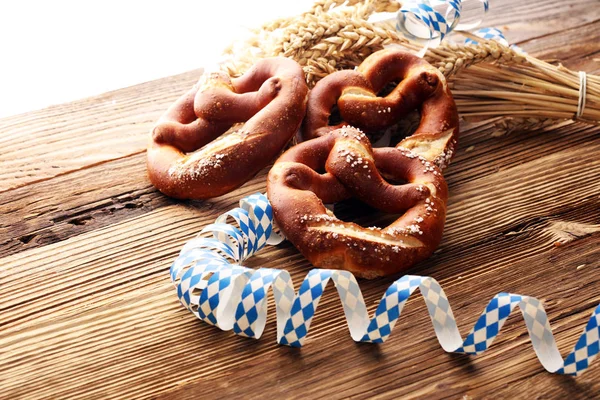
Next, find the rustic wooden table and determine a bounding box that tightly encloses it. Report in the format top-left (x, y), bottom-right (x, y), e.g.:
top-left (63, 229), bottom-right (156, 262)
top-left (1, 1), bottom-right (599, 398)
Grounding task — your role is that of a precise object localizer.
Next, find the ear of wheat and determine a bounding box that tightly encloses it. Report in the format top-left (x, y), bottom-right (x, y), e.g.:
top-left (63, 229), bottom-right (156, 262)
top-left (220, 0), bottom-right (599, 128)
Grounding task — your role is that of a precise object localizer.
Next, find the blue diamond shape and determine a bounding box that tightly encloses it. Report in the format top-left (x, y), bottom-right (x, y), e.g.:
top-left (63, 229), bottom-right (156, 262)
top-left (387, 305), bottom-right (399, 321)
top-left (576, 359), bottom-right (589, 371)
top-left (218, 276), bottom-right (231, 290)
top-left (498, 304), bottom-right (511, 320)
top-left (246, 306), bottom-right (258, 324)
top-left (474, 316), bottom-right (487, 331)
top-left (302, 303), bottom-right (315, 320)
top-left (208, 293), bottom-right (220, 309)
top-left (486, 297), bottom-right (499, 312)
top-left (487, 322), bottom-right (499, 338)
top-left (575, 335), bottom-right (588, 350)
top-left (475, 341), bottom-right (487, 352)
top-left (588, 341), bottom-right (599, 357)
top-left (463, 334), bottom-right (475, 346)
top-left (295, 324), bottom-right (307, 339)
top-left (290, 299), bottom-right (302, 316)
top-left (253, 287), bottom-right (266, 302)
top-left (379, 324), bottom-right (391, 337)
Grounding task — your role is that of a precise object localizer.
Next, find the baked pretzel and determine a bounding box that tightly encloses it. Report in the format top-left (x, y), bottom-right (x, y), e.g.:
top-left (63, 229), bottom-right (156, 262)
top-left (301, 49), bottom-right (459, 169)
top-left (267, 127), bottom-right (448, 279)
top-left (147, 58), bottom-right (309, 199)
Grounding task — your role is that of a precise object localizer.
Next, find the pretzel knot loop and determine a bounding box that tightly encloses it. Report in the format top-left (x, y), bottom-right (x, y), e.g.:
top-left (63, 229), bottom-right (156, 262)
top-left (268, 127), bottom-right (448, 278)
top-left (147, 58), bottom-right (309, 199)
top-left (268, 49), bottom-right (459, 278)
top-left (301, 49), bottom-right (459, 170)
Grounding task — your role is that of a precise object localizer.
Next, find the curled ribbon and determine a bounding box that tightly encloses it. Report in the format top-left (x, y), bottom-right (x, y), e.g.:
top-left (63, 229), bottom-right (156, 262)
top-left (465, 27), bottom-right (526, 53)
top-left (396, 0), bottom-right (489, 54)
top-left (170, 193), bottom-right (600, 376)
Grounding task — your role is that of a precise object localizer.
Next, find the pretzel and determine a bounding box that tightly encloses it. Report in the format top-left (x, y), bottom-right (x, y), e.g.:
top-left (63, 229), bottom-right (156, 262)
top-left (268, 51), bottom-right (458, 278)
top-left (147, 58), bottom-right (309, 199)
top-left (301, 49), bottom-right (459, 170)
top-left (267, 126), bottom-right (448, 279)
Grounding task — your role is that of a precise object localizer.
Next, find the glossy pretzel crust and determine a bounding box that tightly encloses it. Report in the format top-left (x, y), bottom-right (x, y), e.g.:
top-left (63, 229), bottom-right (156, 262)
top-left (269, 49), bottom-right (459, 278)
top-left (301, 49), bottom-right (459, 170)
top-left (147, 58), bottom-right (309, 199)
top-left (268, 127), bottom-right (448, 279)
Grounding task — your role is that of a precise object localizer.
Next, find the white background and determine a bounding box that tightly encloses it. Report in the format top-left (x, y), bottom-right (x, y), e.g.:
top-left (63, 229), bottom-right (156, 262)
top-left (0, 0), bottom-right (314, 118)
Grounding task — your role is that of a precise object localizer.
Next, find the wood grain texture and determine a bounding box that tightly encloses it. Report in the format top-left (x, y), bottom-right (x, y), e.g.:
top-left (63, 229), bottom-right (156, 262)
top-left (0, 0), bottom-right (597, 194)
top-left (1, 1), bottom-right (600, 399)
top-left (0, 68), bottom-right (202, 192)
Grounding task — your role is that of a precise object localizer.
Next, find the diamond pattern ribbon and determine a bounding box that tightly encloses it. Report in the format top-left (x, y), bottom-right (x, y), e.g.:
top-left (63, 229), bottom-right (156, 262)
top-left (396, 0), bottom-right (489, 51)
top-left (169, 193), bottom-right (600, 376)
top-left (465, 27), bottom-right (526, 53)
top-left (395, 0), bottom-right (528, 56)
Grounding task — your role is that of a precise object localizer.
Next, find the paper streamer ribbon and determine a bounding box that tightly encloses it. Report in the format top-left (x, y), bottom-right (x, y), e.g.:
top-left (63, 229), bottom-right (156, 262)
top-left (395, 0), bottom-right (528, 56)
top-left (465, 27), bottom-right (526, 53)
top-left (396, 0), bottom-right (489, 54)
top-left (170, 193), bottom-right (600, 376)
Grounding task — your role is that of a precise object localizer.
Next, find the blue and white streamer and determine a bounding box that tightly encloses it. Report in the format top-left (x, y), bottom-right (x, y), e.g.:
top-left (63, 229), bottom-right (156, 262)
top-left (170, 193), bottom-right (600, 376)
top-left (394, 0), bottom-right (527, 55)
top-left (465, 27), bottom-right (526, 53)
top-left (396, 0), bottom-right (489, 52)
top-left (464, 27), bottom-right (508, 46)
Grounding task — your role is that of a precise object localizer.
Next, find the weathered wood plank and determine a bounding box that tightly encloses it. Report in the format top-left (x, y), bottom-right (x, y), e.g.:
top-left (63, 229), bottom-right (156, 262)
top-left (0, 215), bottom-right (597, 399)
top-left (0, 153), bottom-right (270, 258)
top-left (1, 117), bottom-right (597, 258)
top-left (1, 137), bottom-right (598, 398)
top-left (0, 154), bottom-right (164, 256)
top-left (1, 10), bottom-right (598, 259)
top-left (519, 19), bottom-right (600, 72)
top-left (0, 69), bottom-right (201, 192)
top-left (1, 1), bottom-right (599, 398)
top-left (0, 0), bottom-right (597, 193)
top-left (492, 1), bottom-right (600, 45)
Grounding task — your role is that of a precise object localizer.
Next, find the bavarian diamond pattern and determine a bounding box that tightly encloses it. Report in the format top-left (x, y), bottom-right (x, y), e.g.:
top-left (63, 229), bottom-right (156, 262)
top-left (448, 0), bottom-right (461, 13)
top-left (332, 271), bottom-right (366, 333)
top-left (465, 27), bottom-right (509, 46)
top-left (242, 193), bottom-right (274, 249)
top-left (168, 192), bottom-right (600, 376)
top-left (280, 270), bottom-right (332, 347)
top-left (395, 0), bottom-right (496, 56)
top-left (420, 278), bottom-right (460, 345)
top-left (177, 256), bottom-right (229, 310)
top-left (217, 208), bottom-right (256, 259)
top-left (203, 223), bottom-right (245, 260)
top-left (559, 307), bottom-right (600, 375)
top-left (457, 293), bottom-right (522, 354)
top-left (360, 276), bottom-right (418, 343)
top-left (445, 0), bottom-right (461, 30)
top-left (198, 267), bottom-right (241, 325)
top-left (399, 3), bottom-right (449, 40)
top-left (233, 269), bottom-right (275, 337)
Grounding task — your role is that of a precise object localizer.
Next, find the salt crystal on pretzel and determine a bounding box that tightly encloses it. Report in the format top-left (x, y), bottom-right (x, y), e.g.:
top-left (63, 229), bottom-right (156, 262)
top-left (269, 49), bottom-right (458, 278)
top-left (301, 49), bottom-right (459, 170)
top-left (147, 58), bottom-right (308, 199)
top-left (268, 128), bottom-right (448, 279)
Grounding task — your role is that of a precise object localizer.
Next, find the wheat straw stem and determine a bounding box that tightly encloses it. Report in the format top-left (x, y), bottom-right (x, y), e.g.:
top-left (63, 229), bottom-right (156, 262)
top-left (220, 0), bottom-right (599, 126)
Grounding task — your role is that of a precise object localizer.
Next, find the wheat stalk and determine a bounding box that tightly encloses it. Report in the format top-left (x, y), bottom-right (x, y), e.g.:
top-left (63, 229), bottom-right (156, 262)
top-left (220, 0), bottom-right (600, 127)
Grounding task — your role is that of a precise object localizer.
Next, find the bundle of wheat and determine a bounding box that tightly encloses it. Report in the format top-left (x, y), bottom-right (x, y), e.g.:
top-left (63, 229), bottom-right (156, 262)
top-left (219, 0), bottom-right (599, 130)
